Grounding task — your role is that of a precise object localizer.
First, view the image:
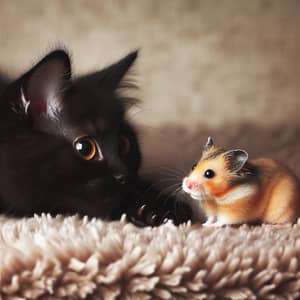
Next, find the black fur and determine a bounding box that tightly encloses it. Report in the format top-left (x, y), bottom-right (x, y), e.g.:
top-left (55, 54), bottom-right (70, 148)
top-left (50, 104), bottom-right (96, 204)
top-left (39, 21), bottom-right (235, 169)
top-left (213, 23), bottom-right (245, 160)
top-left (0, 50), bottom-right (141, 219)
top-left (0, 73), bottom-right (8, 96)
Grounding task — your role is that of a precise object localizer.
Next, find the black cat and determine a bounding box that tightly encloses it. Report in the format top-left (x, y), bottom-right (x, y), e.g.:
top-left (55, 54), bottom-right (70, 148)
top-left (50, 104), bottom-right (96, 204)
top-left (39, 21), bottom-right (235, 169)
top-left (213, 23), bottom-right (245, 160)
top-left (0, 49), bottom-right (192, 225)
top-left (0, 73), bottom-right (8, 95)
top-left (0, 49), bottom-right (143, 219)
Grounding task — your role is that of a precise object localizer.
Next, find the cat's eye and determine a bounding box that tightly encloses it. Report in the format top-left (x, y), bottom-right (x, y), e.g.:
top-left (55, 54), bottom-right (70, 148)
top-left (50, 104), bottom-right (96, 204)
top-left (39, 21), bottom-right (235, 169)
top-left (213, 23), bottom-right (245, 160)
top-left (204, 169), bottom-right (215, 179)
top-left (192, 163), bottom-right (197, 170)
top-left (73, 137), bottom-right (99, 161)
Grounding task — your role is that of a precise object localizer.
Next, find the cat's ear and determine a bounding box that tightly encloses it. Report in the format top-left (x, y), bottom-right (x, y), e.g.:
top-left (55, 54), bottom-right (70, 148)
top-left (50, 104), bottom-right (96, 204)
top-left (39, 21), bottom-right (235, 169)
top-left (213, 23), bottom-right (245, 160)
top-left (98, 50), bottom-right (138, 89)
top-left (21, 50), bottom-right (71, 119)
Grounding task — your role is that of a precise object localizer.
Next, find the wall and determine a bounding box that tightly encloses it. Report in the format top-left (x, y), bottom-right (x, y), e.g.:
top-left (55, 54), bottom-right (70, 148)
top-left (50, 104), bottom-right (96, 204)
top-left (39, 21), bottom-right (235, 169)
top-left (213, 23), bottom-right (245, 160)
top-left (0, 0), bottom-right (299, 129)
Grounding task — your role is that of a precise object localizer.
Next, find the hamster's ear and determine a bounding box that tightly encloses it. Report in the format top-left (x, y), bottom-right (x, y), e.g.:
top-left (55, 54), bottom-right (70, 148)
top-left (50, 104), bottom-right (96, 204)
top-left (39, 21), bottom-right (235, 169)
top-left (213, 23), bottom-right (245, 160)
top-left (21, 50), bottom-right (71, 120)
top-left (224, 149), bottom-right (248, 172)
top-left (203, 136), bottom-right (214, 151)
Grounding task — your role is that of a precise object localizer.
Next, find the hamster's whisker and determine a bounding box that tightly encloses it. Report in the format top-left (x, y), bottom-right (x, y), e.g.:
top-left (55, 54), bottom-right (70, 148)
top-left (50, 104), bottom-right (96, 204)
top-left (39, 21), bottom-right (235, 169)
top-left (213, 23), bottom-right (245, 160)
top-left (142, 168), bottom-right (182, 180)
top-left (169, 187), bottom-right (183, 219)
top-left (141, 178), bottom-right (181, 196)
top-left (157, 165), bottom-right (185, 176)
top-left (155, 183), bottom-right (182, 207)
top-left (153, 178), bottom-right (181, 185)
top-left (165, 186), bottom-right (182, 204)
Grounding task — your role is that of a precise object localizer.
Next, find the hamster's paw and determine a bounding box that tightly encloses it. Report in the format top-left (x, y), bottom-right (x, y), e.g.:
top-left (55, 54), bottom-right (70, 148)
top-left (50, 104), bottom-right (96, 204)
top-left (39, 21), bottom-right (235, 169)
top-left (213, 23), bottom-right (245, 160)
top-left (202, 216), bottom-right (216, 226)
top-left (203, 220), bottom-right (227, 227)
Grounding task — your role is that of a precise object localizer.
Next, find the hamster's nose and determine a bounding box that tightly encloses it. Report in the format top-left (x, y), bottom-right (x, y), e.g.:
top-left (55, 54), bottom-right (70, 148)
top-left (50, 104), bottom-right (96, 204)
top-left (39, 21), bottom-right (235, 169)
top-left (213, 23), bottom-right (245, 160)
top-left (114, 174), bottom-right (127, 185)
top-left (187, 180), bottom-right (199, 190)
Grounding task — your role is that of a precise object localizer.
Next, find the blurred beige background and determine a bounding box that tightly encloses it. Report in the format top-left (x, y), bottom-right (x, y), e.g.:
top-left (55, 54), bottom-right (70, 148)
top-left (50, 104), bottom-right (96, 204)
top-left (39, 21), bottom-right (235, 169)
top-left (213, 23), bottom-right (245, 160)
top-left (1, 0), bottom-right (300, 178)
top-left (0, 0), bottom-right (299, 128)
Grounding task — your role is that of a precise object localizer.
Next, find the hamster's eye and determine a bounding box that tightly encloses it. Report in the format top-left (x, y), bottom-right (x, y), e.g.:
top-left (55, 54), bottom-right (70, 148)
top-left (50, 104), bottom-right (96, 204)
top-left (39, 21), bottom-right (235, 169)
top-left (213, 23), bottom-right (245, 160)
top-left (74, 137), bottom-right (98, 161)
top-left (204, 169), bottom-right (215, 179)
top-left (192, 163), bottom-right (197, 170)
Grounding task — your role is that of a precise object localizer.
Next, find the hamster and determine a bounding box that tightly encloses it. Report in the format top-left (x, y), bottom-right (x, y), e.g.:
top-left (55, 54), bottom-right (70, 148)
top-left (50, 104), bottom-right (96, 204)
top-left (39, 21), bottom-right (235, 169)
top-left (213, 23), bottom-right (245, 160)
top-left (182, 137), bottom-right (300, 226)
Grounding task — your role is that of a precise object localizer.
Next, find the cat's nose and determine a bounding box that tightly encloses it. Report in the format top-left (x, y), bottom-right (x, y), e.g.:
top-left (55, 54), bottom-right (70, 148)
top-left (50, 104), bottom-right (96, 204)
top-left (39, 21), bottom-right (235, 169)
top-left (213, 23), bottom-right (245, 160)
top-left (114, 174), bottom-right (127, 185)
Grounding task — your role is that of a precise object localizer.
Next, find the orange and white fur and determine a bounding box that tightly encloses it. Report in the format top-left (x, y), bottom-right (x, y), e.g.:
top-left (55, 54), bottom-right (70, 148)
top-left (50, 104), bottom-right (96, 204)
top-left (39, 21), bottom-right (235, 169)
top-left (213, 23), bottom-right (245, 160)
top-left (182, 137), bottom-right (300, 226)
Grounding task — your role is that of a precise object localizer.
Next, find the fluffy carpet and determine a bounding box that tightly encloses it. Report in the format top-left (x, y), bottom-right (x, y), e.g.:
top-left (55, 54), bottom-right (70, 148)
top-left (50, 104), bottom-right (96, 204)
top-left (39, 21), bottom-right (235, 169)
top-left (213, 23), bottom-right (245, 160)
top-left (1, 214), bottom-right (300, 300)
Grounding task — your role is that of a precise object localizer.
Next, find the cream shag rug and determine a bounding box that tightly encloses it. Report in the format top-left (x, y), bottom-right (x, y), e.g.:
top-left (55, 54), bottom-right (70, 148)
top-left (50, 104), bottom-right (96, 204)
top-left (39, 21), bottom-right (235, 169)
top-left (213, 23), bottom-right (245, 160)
top-left (1, 214), bottom-right (300, 300)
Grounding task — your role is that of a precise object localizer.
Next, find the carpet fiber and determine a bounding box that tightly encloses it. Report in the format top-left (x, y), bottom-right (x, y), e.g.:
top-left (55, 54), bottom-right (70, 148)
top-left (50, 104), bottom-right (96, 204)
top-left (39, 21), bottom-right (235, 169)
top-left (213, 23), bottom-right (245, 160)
top-left (1, 214), bottom-right (300, 299)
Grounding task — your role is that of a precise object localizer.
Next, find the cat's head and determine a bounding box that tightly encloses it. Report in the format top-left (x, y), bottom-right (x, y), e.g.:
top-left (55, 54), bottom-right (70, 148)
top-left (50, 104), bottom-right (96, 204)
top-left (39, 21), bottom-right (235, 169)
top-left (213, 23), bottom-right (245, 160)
top-left (0, 49), bottom-right (141, 218)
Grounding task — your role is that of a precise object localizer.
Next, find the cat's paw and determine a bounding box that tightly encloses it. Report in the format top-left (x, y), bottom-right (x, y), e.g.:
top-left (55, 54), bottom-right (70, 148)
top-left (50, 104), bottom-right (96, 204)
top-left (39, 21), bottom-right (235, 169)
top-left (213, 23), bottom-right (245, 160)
top-left (127, 203), bottom-right (160, 227)
top-left (127, 201), bottom-right (192, 227)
